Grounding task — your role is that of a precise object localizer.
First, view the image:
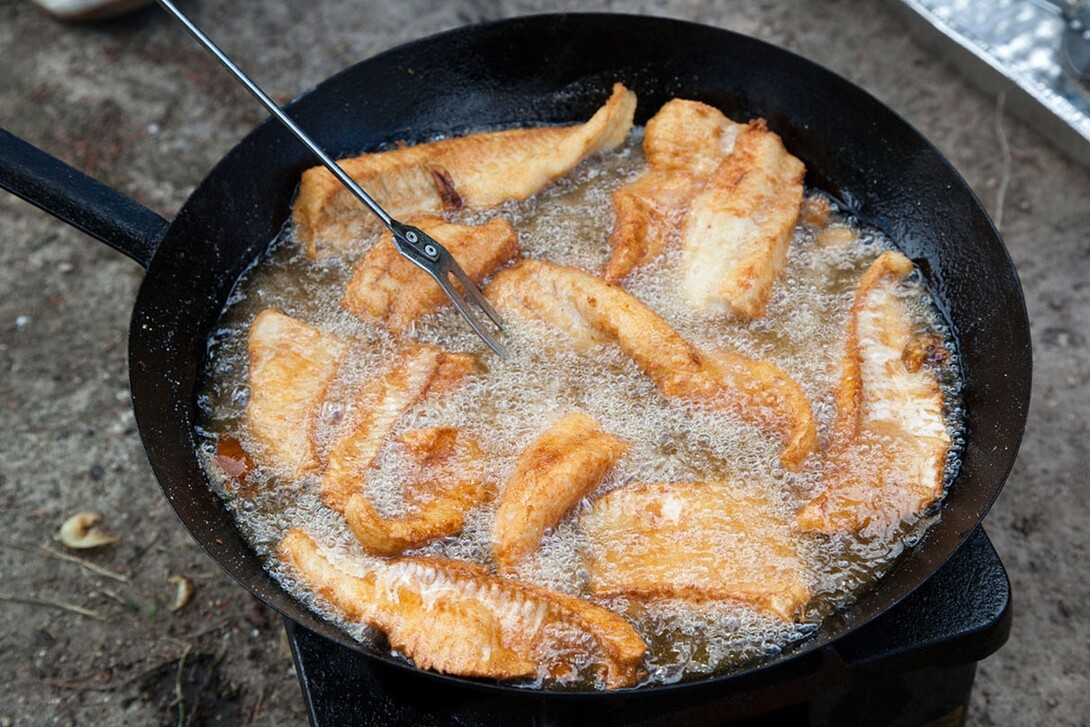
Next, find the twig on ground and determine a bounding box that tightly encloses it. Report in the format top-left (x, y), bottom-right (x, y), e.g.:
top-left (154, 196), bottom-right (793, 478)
top-left (173, 643), bottom-right (193, 727)
top-left (40, 544), bottom-right (130, 582)
top-left (46, 672), bottom-right (118, 692)
top-left (0, 591), bottom-right (109, 621)
top-left (160, 619), bottom-right (232, 649)
top-left (97, 585), bottom-right (140, 611)
top-left (126, 651), bottom-right (183, 686)
top-left (0, 539), bottom-right (130, 582)
top-left (244, 688), bottom-right (266, 727)
top-left (994, 90), bottom-right (1012, 232)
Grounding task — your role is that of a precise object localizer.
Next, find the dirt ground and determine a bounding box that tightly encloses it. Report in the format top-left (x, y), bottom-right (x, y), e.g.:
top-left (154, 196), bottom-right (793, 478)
top-left (1, 0), bottom-right (1087, 724)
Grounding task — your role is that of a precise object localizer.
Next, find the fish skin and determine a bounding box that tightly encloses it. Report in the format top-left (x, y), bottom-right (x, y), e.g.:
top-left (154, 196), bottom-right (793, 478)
top-left (581, 480), bottom-right (813, 621)
top-left (279, 528), bottom-right (648, 687)
top-left (796, 251), bottom-right (952, 534)
top-left (293, 83), bottom-right (637, 259)
top-left (485, 260), bottom-right (817, 470)
top-left (492, 412), bottom-right (628, 573)
top-left (244, 309), bottom-right (347, 477)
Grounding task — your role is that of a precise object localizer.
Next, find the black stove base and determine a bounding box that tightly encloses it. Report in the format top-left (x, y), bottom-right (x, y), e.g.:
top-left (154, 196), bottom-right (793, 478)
top-left (286, 526), bottom-right (1010, 726)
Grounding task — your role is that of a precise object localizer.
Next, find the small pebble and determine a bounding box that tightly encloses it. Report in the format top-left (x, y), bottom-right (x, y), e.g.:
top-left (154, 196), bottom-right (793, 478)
top-left (14, 315), bottom-right (30, 330)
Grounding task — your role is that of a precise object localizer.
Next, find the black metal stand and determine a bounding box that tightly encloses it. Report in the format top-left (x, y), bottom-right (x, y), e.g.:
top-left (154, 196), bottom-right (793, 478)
top-left (285, 526), bottom-right (1010, 726)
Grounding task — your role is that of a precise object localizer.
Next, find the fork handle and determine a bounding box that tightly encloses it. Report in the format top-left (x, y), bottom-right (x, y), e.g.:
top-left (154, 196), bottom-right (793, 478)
top-left (154, 0), bottom-right (392, 228)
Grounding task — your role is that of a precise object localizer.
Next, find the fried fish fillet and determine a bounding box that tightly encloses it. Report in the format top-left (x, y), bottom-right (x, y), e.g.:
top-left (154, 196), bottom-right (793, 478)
top-left (279, 528), bottom-right (648, 687)
top-left (679, 119), bottom-right (805, 318)
top-left (345, 427), bottom-right (494, 555)
top-left (485, 260), bottom-right (817, 469)
top-left (293, 83), bottom-right (637, 258)
top-left (342, 216), bottom-right (520, 333)
top-left (796, 252), bottom-right (952, 534)
top-left (492, 412), bottom-right (628, 573)
top-left (604, 99), bottom-right (742, 281)
top-left (244, 309), bottom-right (348, 477)
top-left (581, 481), bottom-right (813, 621)
top-left (320, 345), bottom-right (476, 513)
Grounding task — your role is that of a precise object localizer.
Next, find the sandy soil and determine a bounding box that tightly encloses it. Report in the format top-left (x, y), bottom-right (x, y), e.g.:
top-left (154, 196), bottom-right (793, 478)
top-left (1, 0), bottom-right (1087, 724)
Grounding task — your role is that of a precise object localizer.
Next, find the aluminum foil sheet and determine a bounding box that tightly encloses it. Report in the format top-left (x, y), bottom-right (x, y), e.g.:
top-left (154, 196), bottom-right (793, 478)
top-left (892, 0), bottom-right (1090, 168)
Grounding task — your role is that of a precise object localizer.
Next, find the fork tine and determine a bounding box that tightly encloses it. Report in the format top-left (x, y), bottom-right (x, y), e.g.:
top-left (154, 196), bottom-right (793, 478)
top-left (444, 259), bottom-right (505, 329)
top-left (430, 269), bottom-right (510, 359)
top-left (386, 220), bottom-right (508, 357)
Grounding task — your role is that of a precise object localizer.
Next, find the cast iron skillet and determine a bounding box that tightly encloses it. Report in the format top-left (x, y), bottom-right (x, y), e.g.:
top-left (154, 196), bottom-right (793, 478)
top-left (0, 12), bottom-right (1029, 708)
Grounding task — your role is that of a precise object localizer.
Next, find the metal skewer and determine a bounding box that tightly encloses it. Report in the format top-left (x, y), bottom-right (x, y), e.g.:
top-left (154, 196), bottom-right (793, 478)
top-left (155, 0), bottom-right (508, 358)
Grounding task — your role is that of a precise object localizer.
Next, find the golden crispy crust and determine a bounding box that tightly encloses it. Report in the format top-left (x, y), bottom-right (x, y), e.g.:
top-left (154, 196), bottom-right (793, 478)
top-left (485, 260), bottom-right (817, 470)
top-left (605, 171), bottom-right (695, 282)
top-left (342, 216), bottom-right (519, 333)
top-left (293, 83), bottom-right (637, 258)
top-left (604, 100), bottom-right (742, 281)
top-left (279, 529), bottom-right (648, 687)
top-left (581, 481), bottom-right (813, 621)
top-left (319, 346), bottom-right (475, 513)
top-left (796, 252), bottom-right (952, 533)
top-left (492, 412), bottom-right (627, 573)
top-left (679, 120), bottom-right (805, 318)
top-left (345, 427), bottom-right (494, 555)
top-left (641, 100), bottom-right (742, 175)
top-left (799, 196), bottom-right (831, 228)
top-left (244, 310), bottom-right (347, 477)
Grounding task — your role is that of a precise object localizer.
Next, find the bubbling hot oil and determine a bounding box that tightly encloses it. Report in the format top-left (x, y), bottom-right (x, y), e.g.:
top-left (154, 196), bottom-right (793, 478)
top-left (195, 137), bottom-right (962, 688)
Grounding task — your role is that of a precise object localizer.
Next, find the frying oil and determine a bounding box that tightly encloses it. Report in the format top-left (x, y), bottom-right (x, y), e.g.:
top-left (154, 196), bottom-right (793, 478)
top-left (195, 135), bottom-right (961, 688)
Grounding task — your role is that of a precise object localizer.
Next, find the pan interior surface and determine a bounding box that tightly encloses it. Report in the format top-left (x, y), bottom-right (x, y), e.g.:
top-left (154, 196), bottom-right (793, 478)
top-left (126, 14), bottom-right (1030, 695)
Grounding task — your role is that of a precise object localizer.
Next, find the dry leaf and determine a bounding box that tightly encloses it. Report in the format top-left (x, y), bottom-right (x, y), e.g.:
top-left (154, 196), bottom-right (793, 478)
top-left (168, 574), bottom-right (195, 613)
top-left (56, 512), bottom-right (121, 549)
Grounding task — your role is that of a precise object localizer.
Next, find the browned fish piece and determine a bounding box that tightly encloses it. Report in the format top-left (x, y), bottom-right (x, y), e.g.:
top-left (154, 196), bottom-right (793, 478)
top-left (244, 309), bottom-right (347, 477)
top-left (581, 481), bottom-right (812, 621)
top-left (279, 528), bottom-right (648, 687)
top-left (641, 101), bottom-right (742, 175)
top-left (679, 119), bottom-right (805, 318)
top-left (606, 172), bottom-right (693, 281)
top-left (604, 99), bottom-right (743, 281)
top-left (293, 83), bottom-right (637, 258)
top-left (796, 252), bottom-right (952, 534)
top-left (799, 196), bottom-right (832, 228)
top-left (485, 260), bottom-right (817, 470)
top-left (345, 427), bottom-right (494, 555)
top-left (342, 216), bottom-right (520, 332)
top-left (814, 226), bottom-right (856, 249)
top-left (492, 412), bottom-right (628, 573)
top-left (320, 346), bottom-right (476, 513)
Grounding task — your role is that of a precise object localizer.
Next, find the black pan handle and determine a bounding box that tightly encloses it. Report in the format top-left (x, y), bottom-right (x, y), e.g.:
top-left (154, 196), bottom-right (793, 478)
top-left (0, 128), bottom-right (169, 270)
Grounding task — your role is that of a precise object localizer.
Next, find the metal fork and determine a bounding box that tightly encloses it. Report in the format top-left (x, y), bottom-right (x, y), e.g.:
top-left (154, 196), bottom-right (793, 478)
top-left (155, 0), bottom-right (508, 358)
